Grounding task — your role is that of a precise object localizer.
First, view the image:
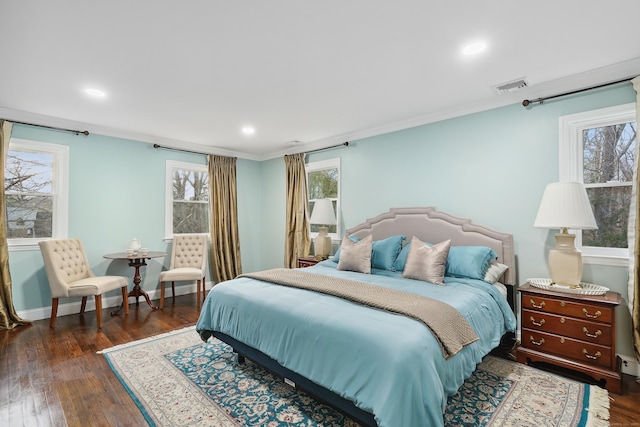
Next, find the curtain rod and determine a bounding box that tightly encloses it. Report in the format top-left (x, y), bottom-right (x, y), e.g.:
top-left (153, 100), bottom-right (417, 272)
top-left (153, 143), bottom-right (208, 156)
top-left (306, 141), bottom-right (349, 154)
top-left (522, 77), bottom-right (633, 107)
top-left (155, 140), bottom-right (350, 157)
top-left (7, 120), bottom-right (89, 136)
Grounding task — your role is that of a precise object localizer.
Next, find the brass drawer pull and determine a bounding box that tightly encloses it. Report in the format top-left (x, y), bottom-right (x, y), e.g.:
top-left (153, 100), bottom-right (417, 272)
top-left (530, 299), bottom-right (545, 309)
top-left (582, 349), bottom-right (602, 360)
top-left (582, 308), bottom-right (601, 319)
top-left (529, 316), bottom-right (545, 327)
top-left (582, 327), bottom-right (602, 338)
top-left (529, 336), bottom-right (545, 346)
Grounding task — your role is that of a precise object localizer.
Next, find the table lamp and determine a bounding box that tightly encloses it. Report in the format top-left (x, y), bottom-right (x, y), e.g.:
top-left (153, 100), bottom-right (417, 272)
top-left (309, 199), bottom-right (337, 259)
top-left (533, 181), bottom-right (598, 287)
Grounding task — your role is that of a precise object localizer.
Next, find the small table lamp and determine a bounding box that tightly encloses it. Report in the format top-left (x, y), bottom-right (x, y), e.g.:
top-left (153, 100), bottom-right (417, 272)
top-left (534, 182), bottom-right (598, 287)
top-left (309, 199), bottom-right (337, 259)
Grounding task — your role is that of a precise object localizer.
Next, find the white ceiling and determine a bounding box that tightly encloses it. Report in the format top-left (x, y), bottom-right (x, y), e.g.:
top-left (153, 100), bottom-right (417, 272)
top-left (1, 1), bottom-right (639, 161)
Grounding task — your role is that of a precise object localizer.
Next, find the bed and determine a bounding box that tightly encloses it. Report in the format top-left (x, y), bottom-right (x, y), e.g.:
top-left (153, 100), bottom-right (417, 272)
top-left (196, 207), bottom-right (517, 427)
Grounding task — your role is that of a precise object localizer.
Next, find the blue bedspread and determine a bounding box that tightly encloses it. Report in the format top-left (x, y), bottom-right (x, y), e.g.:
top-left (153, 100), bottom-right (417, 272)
top-left (196, 261), bottom-right (516, 427)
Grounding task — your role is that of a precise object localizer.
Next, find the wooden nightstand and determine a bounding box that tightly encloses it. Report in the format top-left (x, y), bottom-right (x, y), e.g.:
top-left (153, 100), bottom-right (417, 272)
top-left (516, 282), bottom-right (622, 394)
top-left (297, 256), bottom-right (320, 268)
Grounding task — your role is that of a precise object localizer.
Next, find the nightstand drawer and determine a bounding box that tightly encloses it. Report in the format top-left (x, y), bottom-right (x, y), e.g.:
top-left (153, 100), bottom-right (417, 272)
top-left (522, 309), bottom-right (612, 346)
top-left (522, 328), bottom-right (613, 369)
top-left (522, 294), bottom-right (614, 323)
top-left (297, 257), bottom-right (320, 268)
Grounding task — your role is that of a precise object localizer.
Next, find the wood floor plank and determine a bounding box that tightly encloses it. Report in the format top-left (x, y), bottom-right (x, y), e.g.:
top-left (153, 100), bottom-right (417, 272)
top-left (1, 293), bottom-right (638, 426)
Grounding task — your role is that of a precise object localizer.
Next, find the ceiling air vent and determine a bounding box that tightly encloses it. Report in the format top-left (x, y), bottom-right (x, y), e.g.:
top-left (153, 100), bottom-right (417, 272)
top-left (491, 78), bottom-right (528, 95)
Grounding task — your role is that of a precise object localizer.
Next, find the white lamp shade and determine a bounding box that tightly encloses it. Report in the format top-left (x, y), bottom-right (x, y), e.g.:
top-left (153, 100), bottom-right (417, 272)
top-left (533, 182), bottom-right (598, 230)
top-left (310, 199), bottom-right (337, 225)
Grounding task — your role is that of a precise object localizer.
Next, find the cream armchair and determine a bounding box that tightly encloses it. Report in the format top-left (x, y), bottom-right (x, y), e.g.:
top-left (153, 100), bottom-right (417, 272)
top-left (39, 238), bottom-right (129, 329)
top-left (159, 234), bottom-right (208, 309)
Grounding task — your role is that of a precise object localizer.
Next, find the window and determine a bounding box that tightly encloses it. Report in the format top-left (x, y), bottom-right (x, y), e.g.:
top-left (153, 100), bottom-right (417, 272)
top-left (5, 138), bottom-right (69, 251)
top-left (559, 103), bottom-right (637, 266)
top-left (165, 160), bottom-right (209, 237)
top-left (306, 158), bottom-right (340, 239)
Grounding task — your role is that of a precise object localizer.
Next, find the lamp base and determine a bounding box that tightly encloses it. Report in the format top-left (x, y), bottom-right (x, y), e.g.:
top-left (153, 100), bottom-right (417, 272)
top-left (314, 227), bottom-right (331, 259)
top-left (548, 232), bottom-right (583, 287)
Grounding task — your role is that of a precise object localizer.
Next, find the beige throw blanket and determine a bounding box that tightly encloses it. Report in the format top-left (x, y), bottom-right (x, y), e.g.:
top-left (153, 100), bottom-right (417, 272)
top-left (240, 268), bottom-right (479, 359)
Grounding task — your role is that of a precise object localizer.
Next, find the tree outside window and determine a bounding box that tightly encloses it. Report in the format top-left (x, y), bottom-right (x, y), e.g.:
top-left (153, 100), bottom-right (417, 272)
top-left (166, 160), bottom-right (209, 236)
top-left (582, 122), bottom-right (636, 249)
top-left (560, 103), bottom-right (636, 265)
top-left (4, 138), bottom-right (68, 248)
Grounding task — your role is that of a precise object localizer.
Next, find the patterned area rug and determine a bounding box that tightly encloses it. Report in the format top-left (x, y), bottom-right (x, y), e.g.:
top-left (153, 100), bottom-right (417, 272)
top-left (99, 326), bottom-right (610, 427)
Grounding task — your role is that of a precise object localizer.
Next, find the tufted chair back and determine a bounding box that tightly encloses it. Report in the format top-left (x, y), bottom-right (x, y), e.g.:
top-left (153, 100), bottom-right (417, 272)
top-left (38, 237), bottom-right (129, 329)
top-left (158, 234), bottom-right (208, 309)
top-left (39, 238), bottom-right (95, 298)
top-left (169, 234), bottom-right (208, 271)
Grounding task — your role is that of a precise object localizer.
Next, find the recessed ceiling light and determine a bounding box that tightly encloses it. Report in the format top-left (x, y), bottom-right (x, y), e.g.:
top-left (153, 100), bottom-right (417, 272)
top-left (241, 126), bottom-right (255, 135)
top-left (462, 41), bottom-right (487, 55)
top-left (85, 88), bottom-right (106, 97)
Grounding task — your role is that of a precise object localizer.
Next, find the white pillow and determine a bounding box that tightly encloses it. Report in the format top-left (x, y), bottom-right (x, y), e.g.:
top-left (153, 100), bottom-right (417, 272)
top-left (484, 260), bottom-right (509, 283)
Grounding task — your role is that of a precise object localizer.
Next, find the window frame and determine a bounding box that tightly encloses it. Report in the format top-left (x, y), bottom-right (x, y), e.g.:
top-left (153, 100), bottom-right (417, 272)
top-left (306, 157), bottom-right (341, 241)
top-left (559, 102), bottom-right (636, 267)
top-left (164, 160), bottom-right (209, 240)
top-left (6, 138), bottom-right (69, 252)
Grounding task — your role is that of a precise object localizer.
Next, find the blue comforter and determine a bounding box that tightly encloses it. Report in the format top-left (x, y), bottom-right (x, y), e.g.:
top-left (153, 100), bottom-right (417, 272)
top-left (196, 261), bottom-right (516, 427)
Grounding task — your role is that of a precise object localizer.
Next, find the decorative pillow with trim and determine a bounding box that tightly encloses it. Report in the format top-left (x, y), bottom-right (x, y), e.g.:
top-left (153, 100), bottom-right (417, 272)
top-left (483, 259), bottom-right (509, 283)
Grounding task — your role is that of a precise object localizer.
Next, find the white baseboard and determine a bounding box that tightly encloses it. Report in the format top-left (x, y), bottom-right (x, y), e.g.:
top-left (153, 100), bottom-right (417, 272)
top-left (17, 282), bottom-right (212, 322)
top-left (619, 354), bottom-right (640, 377)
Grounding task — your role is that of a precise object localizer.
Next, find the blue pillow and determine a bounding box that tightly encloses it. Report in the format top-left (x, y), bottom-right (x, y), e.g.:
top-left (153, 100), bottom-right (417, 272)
top-left (393, 244), bottom-right (409, 272)
top-left (445, 246), bottom-right (497, 280)
top-left (333, 235), bottom-right (405, 271)
top-left (371, 235), bottom-right (406, 271)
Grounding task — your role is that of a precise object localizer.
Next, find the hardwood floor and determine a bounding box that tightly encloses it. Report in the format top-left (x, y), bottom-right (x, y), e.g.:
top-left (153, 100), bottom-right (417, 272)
top-left (1, 294), bottom-right (639, 426)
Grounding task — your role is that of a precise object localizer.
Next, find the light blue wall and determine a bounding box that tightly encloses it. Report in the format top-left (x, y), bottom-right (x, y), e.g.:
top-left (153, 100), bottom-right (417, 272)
top-left (9, 124), bottom-right (262, 315)
top-left (8, 84), bottom-right (637, 359)
top-left (257, 84), bottom-right (637, 358)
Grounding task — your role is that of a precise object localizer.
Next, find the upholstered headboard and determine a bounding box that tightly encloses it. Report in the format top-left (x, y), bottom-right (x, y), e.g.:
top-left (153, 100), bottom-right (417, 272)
top-left (345, 207), bottom-right (516, 286)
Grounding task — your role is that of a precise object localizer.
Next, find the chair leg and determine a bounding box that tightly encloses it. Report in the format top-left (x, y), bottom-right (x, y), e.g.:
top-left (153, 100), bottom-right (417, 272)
top-left (95, 295), bottom-right (103, 329)
top-left (121, 286), bottom-right (129, 315)
top-left (80, 296), bottom-right (87, 314)
top-left (160, 281), bottom-right (165, 309)
top-left (201, 276), bottom-right (206, 301)
top-left (50, 298), bottom-right (59, 328)
top-left (196, 279), bottom-right (201, 302)
top-left (171, 281), bottom-right (175, 299)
